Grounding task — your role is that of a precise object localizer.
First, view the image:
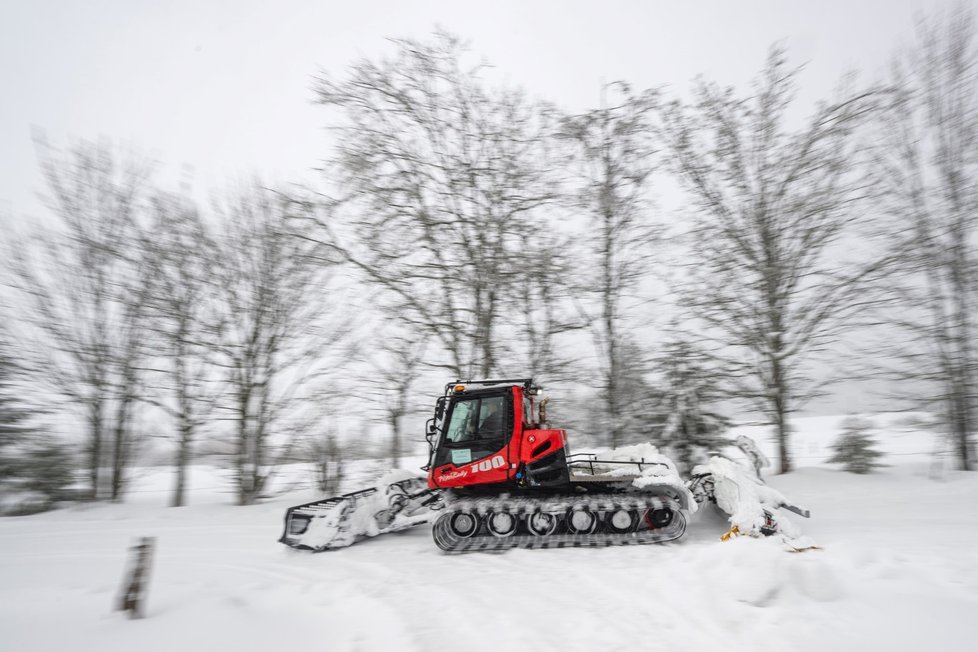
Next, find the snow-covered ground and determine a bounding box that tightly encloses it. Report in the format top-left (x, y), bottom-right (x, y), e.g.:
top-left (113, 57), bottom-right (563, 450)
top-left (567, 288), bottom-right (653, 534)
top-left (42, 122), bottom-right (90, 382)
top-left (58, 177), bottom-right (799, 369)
top-left (2, 414), bottom-right (976, 652)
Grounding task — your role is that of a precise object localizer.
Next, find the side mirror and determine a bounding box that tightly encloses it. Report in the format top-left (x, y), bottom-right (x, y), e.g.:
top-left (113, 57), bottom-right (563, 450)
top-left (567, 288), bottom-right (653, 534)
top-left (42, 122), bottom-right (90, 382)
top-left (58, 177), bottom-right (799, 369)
top-left (434, 397), bottom-right (446, 420)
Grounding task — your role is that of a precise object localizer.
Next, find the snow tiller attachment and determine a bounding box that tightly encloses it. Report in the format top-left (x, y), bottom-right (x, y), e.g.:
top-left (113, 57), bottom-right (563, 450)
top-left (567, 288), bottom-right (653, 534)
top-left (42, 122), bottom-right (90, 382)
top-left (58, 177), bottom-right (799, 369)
top-left (687, 436), bottom-right (816, 551)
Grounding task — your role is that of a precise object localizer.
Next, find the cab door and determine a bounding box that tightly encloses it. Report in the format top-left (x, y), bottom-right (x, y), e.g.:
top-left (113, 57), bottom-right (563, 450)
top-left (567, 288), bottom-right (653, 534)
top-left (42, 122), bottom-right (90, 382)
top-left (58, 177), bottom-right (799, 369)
top-left (431, 389), bottom-right (517, 487)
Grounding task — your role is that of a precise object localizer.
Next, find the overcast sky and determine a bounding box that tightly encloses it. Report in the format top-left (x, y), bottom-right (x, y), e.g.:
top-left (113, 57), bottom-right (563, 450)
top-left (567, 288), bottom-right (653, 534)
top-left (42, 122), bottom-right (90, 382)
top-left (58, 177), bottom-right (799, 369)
top-left (0, 0), bottom-right (958, 418)
top-left (0, 0), bottom-right (944, 222)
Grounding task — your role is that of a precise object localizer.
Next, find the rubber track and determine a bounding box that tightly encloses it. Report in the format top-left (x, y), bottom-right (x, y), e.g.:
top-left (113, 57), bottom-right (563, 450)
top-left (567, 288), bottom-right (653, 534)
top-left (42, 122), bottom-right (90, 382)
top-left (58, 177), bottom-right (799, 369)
top-left (431, 495), bottom-right (687, 553)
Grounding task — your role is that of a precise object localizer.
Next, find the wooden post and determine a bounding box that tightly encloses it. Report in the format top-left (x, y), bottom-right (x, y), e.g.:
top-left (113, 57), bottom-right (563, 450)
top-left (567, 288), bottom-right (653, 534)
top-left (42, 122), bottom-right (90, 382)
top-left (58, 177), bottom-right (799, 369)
top-left (116, 537), bottom-right (155, 619)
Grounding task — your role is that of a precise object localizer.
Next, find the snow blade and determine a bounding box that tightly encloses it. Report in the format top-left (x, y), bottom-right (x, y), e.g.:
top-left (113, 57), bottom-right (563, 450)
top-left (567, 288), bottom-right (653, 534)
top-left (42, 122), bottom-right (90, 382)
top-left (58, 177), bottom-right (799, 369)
top-left (279, 475), bottom-right (434, 552)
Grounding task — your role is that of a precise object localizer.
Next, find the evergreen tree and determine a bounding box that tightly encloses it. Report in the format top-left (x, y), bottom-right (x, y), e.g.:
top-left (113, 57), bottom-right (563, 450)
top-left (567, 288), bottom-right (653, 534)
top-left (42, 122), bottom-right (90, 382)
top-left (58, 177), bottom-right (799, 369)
top-left (0, 343), bottom-right (31, 478)
top-left (653, 339), bottom-right (730, 473)
top-left (605, 337), bottom-right (662, 448)
top-left (0, 340), bottom-right (75, 513)
top-left (828, 417), bottom-right (887, 474)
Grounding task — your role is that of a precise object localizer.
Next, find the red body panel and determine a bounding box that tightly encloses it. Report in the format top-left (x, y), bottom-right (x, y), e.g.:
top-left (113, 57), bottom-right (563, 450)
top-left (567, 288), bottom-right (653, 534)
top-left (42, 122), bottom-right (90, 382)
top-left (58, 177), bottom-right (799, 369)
top-left (428, 386), bottom-right (568, 489)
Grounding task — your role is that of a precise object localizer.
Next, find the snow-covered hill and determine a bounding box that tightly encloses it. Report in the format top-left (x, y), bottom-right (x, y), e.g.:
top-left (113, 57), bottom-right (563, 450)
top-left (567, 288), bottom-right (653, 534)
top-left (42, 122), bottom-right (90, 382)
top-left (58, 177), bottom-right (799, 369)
top-left (1, 415), bottom-right (976, 652)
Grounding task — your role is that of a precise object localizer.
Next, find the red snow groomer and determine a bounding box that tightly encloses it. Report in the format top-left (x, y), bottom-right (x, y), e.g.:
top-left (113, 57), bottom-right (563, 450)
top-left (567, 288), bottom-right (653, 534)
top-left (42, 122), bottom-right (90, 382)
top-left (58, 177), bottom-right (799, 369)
top-left (280, 379), bottom-right (692, 553)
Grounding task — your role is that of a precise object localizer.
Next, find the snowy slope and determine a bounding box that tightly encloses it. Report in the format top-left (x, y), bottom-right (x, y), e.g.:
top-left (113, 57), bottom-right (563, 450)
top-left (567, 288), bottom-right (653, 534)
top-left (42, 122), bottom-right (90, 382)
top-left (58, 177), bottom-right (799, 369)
top-left (1, 416), bottom-right (977, 652)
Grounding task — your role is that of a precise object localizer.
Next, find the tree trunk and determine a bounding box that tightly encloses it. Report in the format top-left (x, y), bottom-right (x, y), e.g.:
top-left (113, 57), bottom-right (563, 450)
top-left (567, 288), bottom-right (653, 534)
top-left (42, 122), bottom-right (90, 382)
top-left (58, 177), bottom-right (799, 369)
top-left (602, 181), bottom-right (621, 449)
top-left (172, 446), bottom-right (188, 507)
top-left (951, 226), bottom-right (974, 471)
top-left (236, 382), bottom-right (251, 506)
top-left (171, 413), bottom-right (192, 507)
top-left (770, 353), bottom-right (792, 473)
top-left (89, 404), bottom-right (102, 501)
top-left (111, 394), bottom-right (134, 501)
top-left (607, 337), bottom-right (620, 448)
top-left (389, 413), bottom-right (401, 468)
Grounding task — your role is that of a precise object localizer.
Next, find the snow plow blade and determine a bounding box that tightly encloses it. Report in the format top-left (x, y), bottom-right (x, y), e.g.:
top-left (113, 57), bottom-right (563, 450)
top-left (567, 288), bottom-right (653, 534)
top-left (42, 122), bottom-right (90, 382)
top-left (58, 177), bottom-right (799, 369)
top-left (280, 474), bottom-right (435, 552)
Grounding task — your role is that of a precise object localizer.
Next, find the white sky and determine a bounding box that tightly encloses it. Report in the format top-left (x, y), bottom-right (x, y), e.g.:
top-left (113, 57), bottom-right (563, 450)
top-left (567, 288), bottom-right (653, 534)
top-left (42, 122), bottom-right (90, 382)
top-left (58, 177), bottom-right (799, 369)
top-left (0, 0), bottom-right (943, 221)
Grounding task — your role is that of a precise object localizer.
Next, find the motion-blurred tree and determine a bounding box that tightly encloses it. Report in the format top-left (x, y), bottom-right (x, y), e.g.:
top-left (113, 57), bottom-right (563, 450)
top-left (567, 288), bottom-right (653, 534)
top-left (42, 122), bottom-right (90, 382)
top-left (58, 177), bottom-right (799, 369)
top-left (310, 427), bottom-right (344, 495)
top-left (311, 31), bottom-right (564, 380)
top-left (658, 47), bottom-right (884, 472)
top-left (505, 231), bottom-right (583, 386)
top-left (872, 3), bottom-right (978, 471)
top-left (368, 328), bottom-right (428, 468)
top-left (560, 83), bottom-right (660, 448)
top-left (6, 137), bottom-right (154, 499)
top-left (141, 192), bottom-right (220, 506)
top-left (210, 183), bottom-right (350, 505)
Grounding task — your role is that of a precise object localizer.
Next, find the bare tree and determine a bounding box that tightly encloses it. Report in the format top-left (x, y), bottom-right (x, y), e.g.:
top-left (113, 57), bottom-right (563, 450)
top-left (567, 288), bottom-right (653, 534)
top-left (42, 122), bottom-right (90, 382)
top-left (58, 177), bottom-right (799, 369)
top-left (107, 264), bottom-right (152, 500)
top-left (506, 233), bottom-right (585, 385)
top-left (658, 47), bottom-right (884, 472)
top-left (311, 31), bottom-right (562, 379)
top-left (872, 3), bottom-right (978, 470)
top-left (560, 83), bottom-right (660, 448)
top-left (5, 137), bottom-right (154, 499)
top-left (141, 192), bottom-right (219, 506)
top-left (368, 328), bottom-right (428, 468)
top-left (310, 426), bottom-right (344, 495)
top-left (211, 183), bottom-right (349, 505)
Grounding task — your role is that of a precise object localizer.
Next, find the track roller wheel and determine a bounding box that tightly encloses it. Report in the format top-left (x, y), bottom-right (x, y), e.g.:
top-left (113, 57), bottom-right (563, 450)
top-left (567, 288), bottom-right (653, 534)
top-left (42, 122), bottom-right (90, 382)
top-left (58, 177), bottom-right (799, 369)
top-left (526, 510), bottom-right (558, 536)
top-left (646, 507), bottom-right (674, 529)
top-left (448, 511), bottom-right (481, 538)
top-left (566, 507), bottom-right (598, 534)
top-left (605, 508), bottom-right (639, 534)
top-left (486, 510), bottom-right (518, 537)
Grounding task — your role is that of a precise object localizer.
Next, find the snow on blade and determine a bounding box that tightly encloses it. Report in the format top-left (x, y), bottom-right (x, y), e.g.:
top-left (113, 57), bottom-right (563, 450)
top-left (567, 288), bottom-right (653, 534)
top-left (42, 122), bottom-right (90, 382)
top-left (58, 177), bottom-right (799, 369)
top-left (577, 442), bottom-right (698, 512)
top-left (291, 469), bottom-right (429, 550)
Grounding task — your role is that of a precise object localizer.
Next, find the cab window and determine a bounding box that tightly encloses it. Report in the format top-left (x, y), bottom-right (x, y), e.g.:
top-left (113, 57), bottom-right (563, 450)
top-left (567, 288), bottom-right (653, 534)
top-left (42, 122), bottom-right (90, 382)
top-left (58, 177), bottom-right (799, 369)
top-left (446, 396), bottom-right (507, 443)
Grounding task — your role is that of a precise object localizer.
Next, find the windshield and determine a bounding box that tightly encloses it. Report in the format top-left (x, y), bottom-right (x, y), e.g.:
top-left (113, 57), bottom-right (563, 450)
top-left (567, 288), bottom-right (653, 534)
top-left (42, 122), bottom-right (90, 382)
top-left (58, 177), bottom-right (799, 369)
top-left (433, 392), bottom-right (512, 470)
top-left (445, 395), bottom-right (507, 443)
